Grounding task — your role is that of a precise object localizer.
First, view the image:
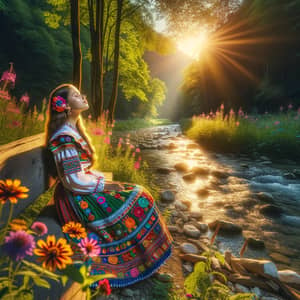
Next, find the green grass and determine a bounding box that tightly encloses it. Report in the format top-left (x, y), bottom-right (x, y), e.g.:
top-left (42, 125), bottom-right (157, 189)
top-left (181, 106), bottom-right (300, 161)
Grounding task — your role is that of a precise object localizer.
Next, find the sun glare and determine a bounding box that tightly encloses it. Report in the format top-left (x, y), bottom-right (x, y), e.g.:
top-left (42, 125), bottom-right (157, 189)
top-left (176, 31), bottom-right (209, 59)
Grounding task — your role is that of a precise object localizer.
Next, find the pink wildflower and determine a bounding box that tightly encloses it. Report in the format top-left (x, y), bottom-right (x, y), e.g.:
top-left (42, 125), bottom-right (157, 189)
top-left (134, 161), bottom-right (140, 170)
top-left (31, 222), bottom-right (48, 236)
top-left (220, 103), bottom-right (224, 110)
top-left (20, 93), bottom-right (30, 105)
top-left (238, 107), bottom-right (244, 116)
top-left (92, 128), bottom-right (104, 136)
top-left (130, 144), bottom-right (134, 149)
top-left (132, 152), bottom-right (136, 157)
top-left (280, 105), bottom-right (284, 111)
top-left (88, 114), bottom-right (92, 119)
top-left (288, 103), bottom-right (293, 109)
top-left (135, 148), bottom-right (140, 153)
top-left (78, 237), bottom-right (101, 257)
top-left (108, 131), bottom-right (112, 135)
top-left (104, 136), bottom-right (110, 144)
top-left (274, 121), bottom-right (280, 125)
top-left (236, 121), bottom-right (240, 126)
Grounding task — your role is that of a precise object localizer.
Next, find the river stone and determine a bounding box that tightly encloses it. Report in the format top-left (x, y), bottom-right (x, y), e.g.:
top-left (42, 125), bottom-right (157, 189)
top-left (175, 200), bottom-right (189, 211)
top-left (182, 172), bottom-right (196, 182)
top-left (247, 237), bottom-right (265, 249)
top-left (251, 287), bottom-right (262, 298)
top-left (182, 262), bottom-right (194, 274)
top-left (208, 220), bottom-right (242, 234)
top-left (183, 224), bottom-right (201, 238)
top-left (269, 253), bottom-right (291, 265)
top-left (283, 172), bottom-right (297, 179)
top-left (167, 225), bottom-right (179, 233)
top-left (260, 204), bottom-right (284, 217)
top-left (174, 162), bottom-right (190, 172)
top-left (179, 242), bottom-right (199, 254)
top-left (167, 142), bottom-right (177, 150)
top-left (178, 211), bottom-right (189, 222)
top-left (256, 192), bottom-right (275, 203)
top-left (181, 199), bottom-right (192, 209)
top-left (293, 169), bottom-right (300, 178)
top-left (278, 269), bottom-right (300, 285)
top-left (191, 166), bottom-right (210, 176)
top-left (160, 190), bottom-right (175, 203)
top-left (156, 167), bottom-right (175, 174)
top-left (189, 211), bottom-right (203, 219)
top-left (211, 170), bottom-right (230, 179)
top-left (194, 222), bottom-right (208, 232)
top-left (196, 188), bottom-right (209, 198)
top-left (235, 284), bottom-right (250, 293)
top-left (240, 163), bottom-right (249, 168)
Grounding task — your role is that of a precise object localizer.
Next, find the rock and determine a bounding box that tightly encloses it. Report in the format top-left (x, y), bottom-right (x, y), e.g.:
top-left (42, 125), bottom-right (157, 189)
top-left (251, 287), bottom-right (262, 298)
top-left (167, 225), bottom-right (179, 233)
top-left (174, 162), bottom-right (190, 172)
top-left (160, 190), bottom-right (175, 203)
top-left (182, 262), bottom-right (194, 274)
top-left (194, 222), bottom-right (208, 232)
top-left (179, 242), bottom-right (199, 255)
top-left (240, 163), bottom-right (249, 168)
top-left (260, 156), bottom-right (270, 161)
top-left (283, 172), bottom-right (297, 179)
top-left (181, 199), bottom-right (192, 209)
top-left (256, 192), bottom-right (275, 203)
top-left (186, 143), bottom-right (199, 149)
top-left (211, 170), bottom-right (230, 179)
top-left (211, 257), bottom-right (221, 271)
top-left (235, 283), bottom-right (250, 293)
top-left (182, 172), bottom-right (197, 182)
top-left (154, 273), bottom-right (173, 283)
top-left (292, 169), bottom-right (300, 178)
top-left (167, 143), bottom-right (177, 150)
top-left (259, 204), bottom-right (284, 217)
top-left (156, 167), bottom-right (175, 174)
top-left (189, 211), bottom-right (203, 220)
top-left (196, 188), bottom-right (210, 198)
top-left (190, 166), bottom-right (210, 176)
top-left (269, 253), bottom-right (291, 265)
top-left (179, 254), bottom-right (207, 263)
top-left (175, 200), bottom-right (189, 211)
top-left (183, 224), bottom-right (201, 238)
top-left (241, 198), bottom-right (258, 209)
top-left (278, 269), bottom-right (300, 285)
top-left (178, 211), bottom-right (189, 222)
top-left (187, 239), bottom-right (210, 253)
top-left (208, 220), bottom-right (243, 234)
top-left (247, 237), bottom-right (265, 249)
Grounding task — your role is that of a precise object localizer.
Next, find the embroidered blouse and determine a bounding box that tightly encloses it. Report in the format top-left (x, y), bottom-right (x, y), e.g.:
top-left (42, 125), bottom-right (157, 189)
top-left (48, 123), bottom-right (105, 194)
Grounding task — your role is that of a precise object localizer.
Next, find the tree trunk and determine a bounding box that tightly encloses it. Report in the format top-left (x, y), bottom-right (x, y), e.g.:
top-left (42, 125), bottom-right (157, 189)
top-left (108, 0), bottom-right (123, 123)
top-left (70, 0), bottom-right (82, 90)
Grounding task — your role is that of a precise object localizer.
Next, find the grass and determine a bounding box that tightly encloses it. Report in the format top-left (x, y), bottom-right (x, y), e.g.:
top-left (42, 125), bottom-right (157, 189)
top-left (181, 105), bottom-right (300, 161)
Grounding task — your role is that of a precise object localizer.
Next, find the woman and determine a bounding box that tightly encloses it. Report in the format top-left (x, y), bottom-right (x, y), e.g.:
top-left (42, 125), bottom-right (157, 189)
top-left (45, 83), bottom-right (173, 289)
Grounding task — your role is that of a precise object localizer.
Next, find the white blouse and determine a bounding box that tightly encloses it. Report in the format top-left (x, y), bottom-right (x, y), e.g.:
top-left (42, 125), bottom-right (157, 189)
top-left (48, 124), bottom-right (105, 195)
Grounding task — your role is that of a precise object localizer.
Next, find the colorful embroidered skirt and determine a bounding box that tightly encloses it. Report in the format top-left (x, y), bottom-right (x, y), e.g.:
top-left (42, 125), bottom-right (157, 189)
top-left (53, 181), bottom-right (174, 288)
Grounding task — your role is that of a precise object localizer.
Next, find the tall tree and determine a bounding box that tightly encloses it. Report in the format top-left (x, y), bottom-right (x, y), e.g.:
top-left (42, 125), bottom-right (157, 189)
top-left (107, 0), bottom-right (123, 123)
top-left (70, 0), bottom-right (82, 89)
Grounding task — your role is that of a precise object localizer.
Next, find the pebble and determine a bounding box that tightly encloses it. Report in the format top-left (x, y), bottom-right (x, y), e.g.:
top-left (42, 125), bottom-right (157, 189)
top-left (179, 242), bottom-right (199, 255)
top-left (183, 224), bottom-right (201, 238)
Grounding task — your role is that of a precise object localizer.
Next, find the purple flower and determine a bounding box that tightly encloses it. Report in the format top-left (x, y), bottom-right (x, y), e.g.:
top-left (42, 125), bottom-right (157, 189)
top-left (2, 230), bottom-right (35, 261)
top-left (31, 221), bottom-right (48, 236)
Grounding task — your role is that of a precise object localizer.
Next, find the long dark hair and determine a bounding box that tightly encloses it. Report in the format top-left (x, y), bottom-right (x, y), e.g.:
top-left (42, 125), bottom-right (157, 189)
top-left (43, 83), bottom-right (97, 179)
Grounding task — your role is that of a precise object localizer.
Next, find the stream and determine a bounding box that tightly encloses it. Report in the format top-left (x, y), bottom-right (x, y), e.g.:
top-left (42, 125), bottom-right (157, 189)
top-left (112, 123), bottom-right (300, 273)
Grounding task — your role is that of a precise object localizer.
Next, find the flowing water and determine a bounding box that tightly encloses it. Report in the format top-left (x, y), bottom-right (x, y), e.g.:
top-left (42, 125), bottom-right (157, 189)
top-left (113, 124), bottom-right (300, 273)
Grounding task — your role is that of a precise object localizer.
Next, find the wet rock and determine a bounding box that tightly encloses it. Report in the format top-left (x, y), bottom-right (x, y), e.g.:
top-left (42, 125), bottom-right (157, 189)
top-left (256, 192), bottom-right (275, 203)
top-left (179, 253), bottom-right (207, 263)
top-left (190, 166), bottom-right (210, 176)
top-left (178, 211), bottom-right (189, 222)
top-left (160, 190), bottom-right (175, 203)
top-left (251, 287), bottom-right (262, 298)
top-left (241, 198), bottom-right (258, 209)
top-left (167, 142), bottom-right (177, 150)
top-left (211, 170), bottom-right (230, 179)
top-left (283, 172), bottom-right (297, 179)
top-left (156, 167), bottom-right (175, 174)
top-left (182, 262), bottom-right (194, 274)
top-left (179, 242), bottom-right (199, 255)
top-left (183, 224), bottom-right (201, 238)
top-left (278, 269), bottom-right (300, 285)
top-left (189, 211), bottom-right (203, 220)
top-left (187, 238), bottom-right (210, 252)
top-left (269, 253), bottom-right (291, 265)
top-left (293, 169), bottom-right (300, 178)
top-left (240, 163), bottom-right (249, 168)
top-left (175, 200), bottom-right (189, 211)
top-left (208, 220), bottom-right (243, 234)
top-left (196, 188), bottom-right (209, 198)
top-left (194, 222), bottom-right (208, 232)
top-left (186, 143), bottom-right (199, 149)
top-left (167, 225), bottom-right (179, 233)
top-left (260, 204), bottom-right (284, 217)
top-left (235, 283), bottom-right (250, 293)
top-left (247, 237), bottom-right (265, 249)
top-left (181, 200), bottom-right (192, 209)
top-left (174, 162), bottom-right (190, 172)
top-left (182, 172), bottom-right (196, 182)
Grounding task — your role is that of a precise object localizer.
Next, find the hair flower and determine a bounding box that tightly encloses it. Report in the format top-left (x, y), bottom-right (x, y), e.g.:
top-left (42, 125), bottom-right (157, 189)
top-left (52, 96), bottom-right (67, 112)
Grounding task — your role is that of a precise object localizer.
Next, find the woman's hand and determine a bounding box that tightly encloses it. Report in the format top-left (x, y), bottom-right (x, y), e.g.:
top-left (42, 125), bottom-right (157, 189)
top-left (104, 182), bottom-right (124, 191)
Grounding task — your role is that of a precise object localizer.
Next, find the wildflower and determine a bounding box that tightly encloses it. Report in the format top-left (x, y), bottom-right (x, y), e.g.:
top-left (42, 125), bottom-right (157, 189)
top-left (10, 120), bottom-right (21, 127)
top-left (118, 137), bottom-right (123, 143)
top-left (209, 110), bottom-right (213, 115)
top-left (108, 131), bottom-right (112, 135)
top-left (265, 111), bottom-right (268, 114)
top-left (130, 144), bottom-right (134, 149)
top-left (274, 121), bottom-right (280, 125)
top-left (186, 294), bottom-right (193, 298)
top-left (229, 108), bottom-right (234, 116)
top-left (77, 237), bottom-right (101, 257)
top-left (62, 221), bottom-right (87, 239)
top-left (92, 128), bottom-right (104, 136)
top-left (3, 230), bottom-right (35, 261)
top-left (236, 121), bottom-right (240, 126)
top-left (117, 143), bottom-right (121, 148)
top-left (104, 136), bottom-right (110, 144)
top-left (98, 278), bottom-right (111, 296)
top-left (135, 148), bottom-right (140, 153)
top-left (31, 221), bottom-right (48, 236)
top-left (10, 219), bottom-right (27, 231)
top-left (244, 115), bottom-right (248, 119)
top-left (88, 114), bottom-right (92, 119)
top-left (37, 114), bottom-right (44, 121)
top-left (138, 156), bottom-right (142, 161)
top-left (132, 152), bottom-right (136, 157)
top-left (20, 92), bottom-right (30, 105)
top-left (134, 161), bottom-right (140, 170)
top-left (238, 107), bottom-right (244, 116)
top-left (220, 103), bottom-right (224, 110)
top-left (34, 235), bottom-right (73, 271)
top-left (288, 103), bottom-right (293, 110)
top-left (0, 179), bottom-right (29, 204)
top-left (280, 105), bottom-right (284, 111)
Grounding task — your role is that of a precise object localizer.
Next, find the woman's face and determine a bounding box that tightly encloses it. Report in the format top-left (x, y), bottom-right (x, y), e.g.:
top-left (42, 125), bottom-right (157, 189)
top-left (67, 86), bottom-right (89, 111)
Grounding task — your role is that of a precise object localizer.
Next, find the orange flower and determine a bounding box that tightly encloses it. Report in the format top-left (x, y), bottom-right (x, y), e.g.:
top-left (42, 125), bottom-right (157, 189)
top-left (34, 235), bottom-right (73, 271)
top-left (124, 217), bottom-right (136, 229)
top-left (0, 179), bottom-right (29, 204)
top-left (62, 221), bottom-right (87, 239)
top-left (108, 255), bottom-right (118, 264)
top-left (9, 219), bottom-right (27, 231)
top-left (80, 201), bottom-right (88, 209)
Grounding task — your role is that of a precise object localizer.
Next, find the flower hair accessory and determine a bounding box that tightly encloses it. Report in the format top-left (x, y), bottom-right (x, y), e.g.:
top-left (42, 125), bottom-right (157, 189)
top-left (52, 95), bottom-right (67, 112)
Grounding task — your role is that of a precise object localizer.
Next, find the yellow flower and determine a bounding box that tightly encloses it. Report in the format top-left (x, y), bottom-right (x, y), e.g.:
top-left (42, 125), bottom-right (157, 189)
top-left (34, 235), bottom-right (73, 271)
top-left (0, 179), bottom-right (29, 204)
top-left (9, 219), bottom-right (27, 231)
top-left (62, 221), bottom-right (87, 239)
